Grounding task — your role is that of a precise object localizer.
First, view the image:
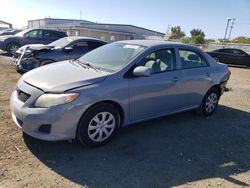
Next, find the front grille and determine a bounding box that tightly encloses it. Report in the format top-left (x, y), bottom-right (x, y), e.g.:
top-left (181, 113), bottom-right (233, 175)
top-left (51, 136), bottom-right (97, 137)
top-left (17, 89), bottom-right (31, 102)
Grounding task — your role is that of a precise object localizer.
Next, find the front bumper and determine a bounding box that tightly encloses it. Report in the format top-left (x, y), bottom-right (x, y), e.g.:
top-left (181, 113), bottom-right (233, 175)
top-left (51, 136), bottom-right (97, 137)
top-left (13, 54), bottom-right (39, 72)
top-left (10, 80), bottom-right (83, 141)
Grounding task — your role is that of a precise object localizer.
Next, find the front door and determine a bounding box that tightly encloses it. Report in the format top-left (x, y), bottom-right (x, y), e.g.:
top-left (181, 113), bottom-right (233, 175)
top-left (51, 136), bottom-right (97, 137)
top-left (129, 48), bottom-right (184, 122)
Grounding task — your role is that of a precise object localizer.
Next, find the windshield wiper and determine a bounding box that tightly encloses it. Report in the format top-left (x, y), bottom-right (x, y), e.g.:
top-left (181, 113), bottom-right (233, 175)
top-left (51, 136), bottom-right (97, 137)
top-left (81, 62), bottom-right (99, 72)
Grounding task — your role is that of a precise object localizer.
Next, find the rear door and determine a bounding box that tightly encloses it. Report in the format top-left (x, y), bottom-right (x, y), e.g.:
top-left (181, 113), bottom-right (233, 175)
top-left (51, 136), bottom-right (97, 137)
top-left (178, 48), bottom-right (213, 107)
top-left (43, 30), bottom-right (64, 44)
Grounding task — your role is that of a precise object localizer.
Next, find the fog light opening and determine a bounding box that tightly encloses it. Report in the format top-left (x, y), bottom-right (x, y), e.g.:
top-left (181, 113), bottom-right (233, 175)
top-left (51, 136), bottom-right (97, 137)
top-left (38, 124), bottom-right (51, 133)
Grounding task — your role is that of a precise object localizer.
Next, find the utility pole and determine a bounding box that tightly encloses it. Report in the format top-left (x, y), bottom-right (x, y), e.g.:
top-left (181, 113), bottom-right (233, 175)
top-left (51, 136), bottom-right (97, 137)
top-left (224, 17), bottom-right (231, 41)
top-left (228, 18), bottom-right (236, 40)
top-left (80, 10), bottom-right (82, 20)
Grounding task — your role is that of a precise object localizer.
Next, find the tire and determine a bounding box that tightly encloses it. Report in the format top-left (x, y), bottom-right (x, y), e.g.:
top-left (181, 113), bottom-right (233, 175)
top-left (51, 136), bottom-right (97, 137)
top-left (77, 103), bottom-right (120, 147)
top-left (213, 56), bottom-right (220, 62)
top-left (198, 87), bottom-right (220, 117)
top-left (7, 43), bottom-right (20, 55)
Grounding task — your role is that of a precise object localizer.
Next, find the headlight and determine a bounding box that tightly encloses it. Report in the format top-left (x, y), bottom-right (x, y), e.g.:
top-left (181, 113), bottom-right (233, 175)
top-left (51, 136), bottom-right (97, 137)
top-left (34, 93), bottom-right (79, 108)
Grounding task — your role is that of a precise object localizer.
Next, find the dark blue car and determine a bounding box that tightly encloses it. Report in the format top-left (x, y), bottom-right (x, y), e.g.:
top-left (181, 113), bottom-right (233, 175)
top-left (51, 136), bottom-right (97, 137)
top-left (0, 28), bottom-right (66, 54)
top-left (13, 37), bottom-right (107, 72)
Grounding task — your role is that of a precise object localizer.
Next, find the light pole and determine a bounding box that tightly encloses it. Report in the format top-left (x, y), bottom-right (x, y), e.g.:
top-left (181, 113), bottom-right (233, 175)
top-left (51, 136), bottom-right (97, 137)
top-left (224, 17), bottom-right (231, 41)
top-left (228, 18), bottom-right (236, 40)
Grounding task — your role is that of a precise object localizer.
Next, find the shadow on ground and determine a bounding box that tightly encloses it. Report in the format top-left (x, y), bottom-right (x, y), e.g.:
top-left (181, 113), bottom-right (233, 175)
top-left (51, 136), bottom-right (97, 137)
top-left (0, 51), bottom-right (12, 57)
top-left (24, 105), bottom-right (250, 188)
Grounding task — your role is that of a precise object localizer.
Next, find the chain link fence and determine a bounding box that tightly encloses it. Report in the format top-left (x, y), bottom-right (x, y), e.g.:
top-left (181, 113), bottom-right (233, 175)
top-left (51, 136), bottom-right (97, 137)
top-left (192, 43), bottom-right (250, 53)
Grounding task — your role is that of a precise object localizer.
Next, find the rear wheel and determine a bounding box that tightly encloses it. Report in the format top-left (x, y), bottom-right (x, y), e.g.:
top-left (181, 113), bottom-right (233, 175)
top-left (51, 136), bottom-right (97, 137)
top-left (77, 103), bottom-right (120, 147)
top-left (213, 56), bottom-right (220, 62)
top-left (7, 43), bottom-right (20, 55)
top-left (198, 87), bottom-right (220, 116)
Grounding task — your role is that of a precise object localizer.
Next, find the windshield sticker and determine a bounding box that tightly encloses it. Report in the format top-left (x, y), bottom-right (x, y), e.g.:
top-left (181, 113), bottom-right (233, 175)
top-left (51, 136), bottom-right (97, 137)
top-left (123, 44), bottom-right (141, 49)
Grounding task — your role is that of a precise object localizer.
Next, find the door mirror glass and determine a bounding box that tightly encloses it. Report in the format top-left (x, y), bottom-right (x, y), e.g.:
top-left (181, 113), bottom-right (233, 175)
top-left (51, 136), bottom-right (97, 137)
top-left (133, 66), bottom-right (151, 77)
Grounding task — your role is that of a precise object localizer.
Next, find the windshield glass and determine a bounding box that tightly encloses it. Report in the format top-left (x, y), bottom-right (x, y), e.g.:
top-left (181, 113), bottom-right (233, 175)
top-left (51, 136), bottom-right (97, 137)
top-left (79, 43), bottom-right (146, 72)
top-left (48, 37), bottom-right (73, 48)
top-left (15, 29), bottom-right (30, 36)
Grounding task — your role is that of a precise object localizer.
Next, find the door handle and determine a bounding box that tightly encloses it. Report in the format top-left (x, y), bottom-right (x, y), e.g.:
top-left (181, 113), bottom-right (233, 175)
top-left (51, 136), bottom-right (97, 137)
top-left (171, 77), bottom-right (179, 82)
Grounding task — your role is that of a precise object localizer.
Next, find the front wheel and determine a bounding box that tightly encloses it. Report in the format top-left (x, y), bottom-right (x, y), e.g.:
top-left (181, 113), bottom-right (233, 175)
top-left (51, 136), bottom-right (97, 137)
top-left (7, 43), bottom-right (20, 55)
top-left (77, 103), bottom-right (120, 147)
top-left (198, 87), bottom-right (220, 116)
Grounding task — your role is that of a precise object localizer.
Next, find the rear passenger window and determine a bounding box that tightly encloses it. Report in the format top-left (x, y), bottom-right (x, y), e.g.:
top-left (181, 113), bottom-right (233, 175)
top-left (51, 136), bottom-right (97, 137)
top-left (179, 49), bottom-right (208, 69)
top-left (44, 31), bottom-right (62, 38)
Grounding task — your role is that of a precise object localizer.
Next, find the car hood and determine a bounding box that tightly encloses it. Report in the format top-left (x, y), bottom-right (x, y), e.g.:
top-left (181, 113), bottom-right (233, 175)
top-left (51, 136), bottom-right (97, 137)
top-left (0, 35), bottom-right (17, 40)
top-left (22, 60), bottom-right (109, 92)
top-left (16, 44), bottom-right (54, 54)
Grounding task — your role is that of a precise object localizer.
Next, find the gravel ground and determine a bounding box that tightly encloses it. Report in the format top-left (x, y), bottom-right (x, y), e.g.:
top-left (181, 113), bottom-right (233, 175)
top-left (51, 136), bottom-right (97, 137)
top-left (0, 52), bottom-right (250, 188)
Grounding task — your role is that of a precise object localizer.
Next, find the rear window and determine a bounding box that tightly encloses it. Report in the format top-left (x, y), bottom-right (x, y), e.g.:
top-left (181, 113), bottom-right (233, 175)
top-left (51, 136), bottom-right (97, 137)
top-left (179, 49), bottom-right (208, 69)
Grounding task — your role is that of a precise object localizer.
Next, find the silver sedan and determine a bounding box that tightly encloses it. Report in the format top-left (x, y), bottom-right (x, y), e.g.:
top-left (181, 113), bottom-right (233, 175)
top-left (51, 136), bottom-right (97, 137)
top-left (10, 40), bottom-right (230, 146)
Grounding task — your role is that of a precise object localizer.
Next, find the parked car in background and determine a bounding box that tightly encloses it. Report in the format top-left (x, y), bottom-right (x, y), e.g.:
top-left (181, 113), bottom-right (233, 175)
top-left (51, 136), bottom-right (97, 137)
top-left (13, 37), bottom-right (107, 72)
top-left (0, 28), bottom-right (23, 36)
top-left (10, 40), bottom-right (230, 146)
top-left (207, 48), bottom-right (250, 67)
top-left (0, 28), bottom-right (66, 54)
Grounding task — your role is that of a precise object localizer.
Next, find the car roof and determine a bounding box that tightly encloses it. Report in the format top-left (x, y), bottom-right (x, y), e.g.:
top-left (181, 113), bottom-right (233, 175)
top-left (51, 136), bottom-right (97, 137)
top-left (64, 36), bottom-right (108, 43)
top-left (115, 40), bottom-right (198, 49)
top-left (216, 48), bottom-right (244, 51)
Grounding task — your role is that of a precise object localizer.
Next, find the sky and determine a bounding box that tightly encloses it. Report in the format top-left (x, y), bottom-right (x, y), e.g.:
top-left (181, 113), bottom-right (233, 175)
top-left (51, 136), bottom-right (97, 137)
top-left (1, 0), bottom-right (250, 39)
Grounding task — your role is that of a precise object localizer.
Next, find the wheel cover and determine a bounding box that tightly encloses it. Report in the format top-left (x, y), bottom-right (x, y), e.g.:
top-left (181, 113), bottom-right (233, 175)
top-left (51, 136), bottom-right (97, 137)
top-left (205, 93), bottom-right (218, 113)
top-left (213, 57), bottom-right (219, 62)
top-left (9, 45), bottom-right (19, 54)
top-left (88, 112), bottom-right (115, 142)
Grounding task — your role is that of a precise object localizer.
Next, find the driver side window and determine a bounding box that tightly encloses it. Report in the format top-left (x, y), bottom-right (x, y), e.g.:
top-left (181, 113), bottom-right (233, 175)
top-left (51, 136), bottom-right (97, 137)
top-left (70, 41), bottom-right (88, 51)
top-left (25, 30), bottom-right (43, 38)
top-left (139, 49), bottom-right (175, 74)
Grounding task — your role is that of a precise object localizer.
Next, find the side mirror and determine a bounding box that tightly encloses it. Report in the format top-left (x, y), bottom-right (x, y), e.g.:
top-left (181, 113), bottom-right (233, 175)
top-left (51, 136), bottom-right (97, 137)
top-left (133, 66), bottom-right (151, 77)
top-left (64, 47), bottom-right (73, 52)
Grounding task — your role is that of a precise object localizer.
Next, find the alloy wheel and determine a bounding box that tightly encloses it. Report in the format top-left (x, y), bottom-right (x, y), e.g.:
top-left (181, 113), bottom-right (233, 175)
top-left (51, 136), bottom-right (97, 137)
top-left (205, 93), bottom-right (218, 113)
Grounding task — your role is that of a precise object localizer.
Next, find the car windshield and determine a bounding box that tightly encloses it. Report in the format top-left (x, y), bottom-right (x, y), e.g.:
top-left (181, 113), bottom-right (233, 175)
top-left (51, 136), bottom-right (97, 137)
top-left (48, 37), bottom-right (74, 48)
top-left (15, 29), bottom-right (30, 36)
top-left (79, 43), bottom-right (146, 72)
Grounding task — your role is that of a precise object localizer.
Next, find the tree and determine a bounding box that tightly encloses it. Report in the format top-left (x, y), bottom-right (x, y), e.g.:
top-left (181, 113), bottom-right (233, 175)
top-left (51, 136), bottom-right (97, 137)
top-left (169, 26), bottom-right (185, 39)
top-left (191, 35), bottom-right (205, 44)
top-left (232, 36), bottom-right (250, 44)
top-left (190, 28), bottom-right (206, 44)
top-left (181, 37), bottom-right (191, 44)
top-left (190, 29), bottom-right (205, 38)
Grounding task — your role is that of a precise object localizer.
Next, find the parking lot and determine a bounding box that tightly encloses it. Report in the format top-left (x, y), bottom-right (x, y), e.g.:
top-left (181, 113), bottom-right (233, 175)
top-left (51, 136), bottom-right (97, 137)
top-left (0, 51), bottom-right (250, 188)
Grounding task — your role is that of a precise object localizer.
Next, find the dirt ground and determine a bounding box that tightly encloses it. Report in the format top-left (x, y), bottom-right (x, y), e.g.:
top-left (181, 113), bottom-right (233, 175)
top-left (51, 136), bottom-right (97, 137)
top-left (0, 51), bottom-right (250, 188)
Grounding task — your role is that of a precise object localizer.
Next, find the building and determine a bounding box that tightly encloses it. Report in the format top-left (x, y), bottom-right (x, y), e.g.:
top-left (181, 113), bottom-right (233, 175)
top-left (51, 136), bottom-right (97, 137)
top-left (0, 20), bottom-right (12, 30)
top-left (28, 18), bottom-right (164, 42)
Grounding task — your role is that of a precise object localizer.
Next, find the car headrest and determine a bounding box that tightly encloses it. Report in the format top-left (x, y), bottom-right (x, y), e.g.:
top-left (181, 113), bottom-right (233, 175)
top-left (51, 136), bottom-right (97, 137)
top-left (188, 54), bottom-right (200, 61)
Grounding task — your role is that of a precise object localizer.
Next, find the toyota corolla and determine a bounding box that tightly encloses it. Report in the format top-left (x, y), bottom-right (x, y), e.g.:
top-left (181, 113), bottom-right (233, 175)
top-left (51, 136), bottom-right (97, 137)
top-left (10, 40), bottom-right (230, 146)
